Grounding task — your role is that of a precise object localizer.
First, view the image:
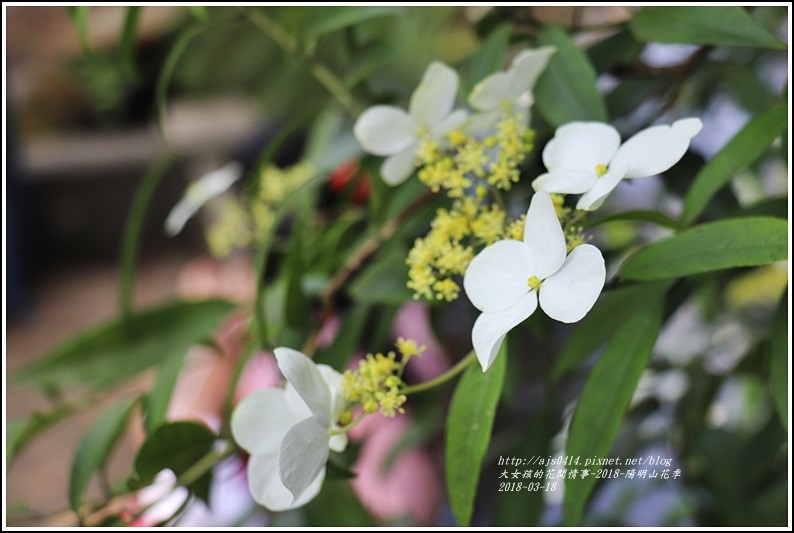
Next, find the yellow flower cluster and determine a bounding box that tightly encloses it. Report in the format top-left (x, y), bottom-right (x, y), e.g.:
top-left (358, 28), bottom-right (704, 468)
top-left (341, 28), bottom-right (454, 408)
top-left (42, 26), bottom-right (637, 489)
top-left (415, 115), bottom-right (534, 198)
top-left (340, 338), bottom-right (426, 418)
top-left (205, 163), bottom-right (314, 257)
top-left (407, 197), bottom-right (524, 302)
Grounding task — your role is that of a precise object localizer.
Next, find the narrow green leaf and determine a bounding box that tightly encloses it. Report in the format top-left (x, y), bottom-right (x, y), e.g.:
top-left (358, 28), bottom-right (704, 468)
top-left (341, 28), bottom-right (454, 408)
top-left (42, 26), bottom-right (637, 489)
top-left (348, 246), bottom-right (414, 305)
top-left (463, 22), bottom-right (513, 93)
top-left (302, 6), bottom-right (403, 40)
top-left (7, 399), bottom-right (93, 463)
top-left (284, 219), bottom-right (310, 329)
top-left (621, 217), bottom-right (787, 281)
top-left (770, 294), bottom-right (788, 429)
top-left (155, 24), bottom-right (205, 136)
top-left (131, 421), bottom-right (216, 503)
top-left (446, 347), bottom-right (507, 526)
top-left (67, 6), bottom-right (92, 55)
top-left (13, 300), bottom-right (235, 391)
top-left (552, 282), bottom-right (671, 378)
top-left (564, 301), bottom-right (664, 525)
top-left (583, 210), bottom-right (681, 231)
top-left (534, 25), bottom-right (607, 127)
top-left (70, 399), bottom-right (135, 512)
top-left (119, 154), bottom-right (175, 323)
top-left (605, 77), bottom-right (672, 118)
top-left (119, 7), bottom-right (142, 81)
top-left (189, 6), bottom-right (210, 23)
top-left (630, 6), bottom-right (787, 50)
top-left (343, 42), bottom-right (396, 89)
top-left (143, 348), bottom-right (190, 434)
top-left (680, 103), bottom-right (787, 226)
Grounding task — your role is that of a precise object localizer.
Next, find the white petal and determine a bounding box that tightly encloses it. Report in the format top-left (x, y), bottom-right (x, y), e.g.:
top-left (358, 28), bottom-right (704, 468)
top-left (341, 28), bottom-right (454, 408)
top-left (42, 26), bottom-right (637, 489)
top-left (164, 162), bottom-right (243, 236)
top-left (611, 118), bottom-right (703, 179)
top-left (539, 244), bottom-right (605, 323)
top-left (523, 191), bottom-right (567, 279)
top-left (247, 452), bottom-right (324, 511)
top-left (472, 291), bottom-right (538, 371)
top-left (279, 415), bottom-right (330, 500)
top-left (507, 46), bottom-right (556, 98)
top-left (575, 164), bottom-right (628, 211)
top-left (329, 433), bottom-right (347, 453)
top-left (317, 364), bottom-right (346, 421)
top-left (164, 197), bottom-right (200, 237)
top-left (427, 109), bottom-right (469, 142)
top-left (274, 347), bottom-right (330, 420)
top-left (409, 62), bottom-right (459, 129)
top-left (468, 71), bottom-right (512, 112)
top-left (380, 144), bottom-right (418, 186)
top-left (531, 171), bottom-right (598, 195)
top-left (353, 106), bottom-right (417, 156)
top-left (463, 240), bottom-right (534, 313)
top-left (463, 110), bottom-right (502, 136)
top-left (543, 122), bottom-right (621, 174)
top-left (231, 389), bottom-right (295, 456)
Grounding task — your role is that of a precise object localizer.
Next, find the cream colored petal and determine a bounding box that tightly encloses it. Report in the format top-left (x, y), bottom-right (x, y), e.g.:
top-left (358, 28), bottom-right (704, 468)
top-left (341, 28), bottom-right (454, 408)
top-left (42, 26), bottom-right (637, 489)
top-left (409, 62), bottom-right (459, 129)
top-left (463, 240), bottom-right (535, 313)
top-left (353, 106), bottom-right (416, 156)
top-left (275, 347), bottom-right (330, 420)
top-left (247, 452), bottom-right (324, 511)
top-left (543, 122), bottom-right (621, 174)
top-left (231, 389), bottom-right (294, 456)
top-left (611, 118), bottom-right (703, 179)
top-left (380, 143), bottom-right (418, 186)
top-left (523, 191), bottom-right (567, 279)
top-left (472, 291), bottom-right (538, 371)
top-left (279, 415), bottom-right (330, 500)
top-left (539, 244), bottom-right (605, 323)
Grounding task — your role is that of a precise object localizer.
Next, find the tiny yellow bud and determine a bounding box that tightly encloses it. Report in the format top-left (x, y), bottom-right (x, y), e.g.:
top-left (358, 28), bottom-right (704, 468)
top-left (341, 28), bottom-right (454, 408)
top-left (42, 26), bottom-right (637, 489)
top-left (337, 410), bottom-right (353, 426)
top-left (595, 163), bottom-right (608, 176)
top-left (528, 276), bottom-right (542, 290)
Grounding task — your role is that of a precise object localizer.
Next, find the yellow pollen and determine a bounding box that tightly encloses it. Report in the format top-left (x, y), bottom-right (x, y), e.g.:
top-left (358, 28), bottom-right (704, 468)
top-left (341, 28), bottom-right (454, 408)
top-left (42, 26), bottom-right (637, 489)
top-left (528, 276), bottom-right (542, 290)
top-left (595, 163), bottom-right (608, 176)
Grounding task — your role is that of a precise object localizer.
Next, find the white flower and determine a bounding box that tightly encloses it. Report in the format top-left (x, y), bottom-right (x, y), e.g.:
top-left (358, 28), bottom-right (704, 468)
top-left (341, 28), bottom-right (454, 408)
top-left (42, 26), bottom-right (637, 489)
top-left (532, 118), bottom-right (703, 211)
top-left (231, 348), bottom-right (347, 511)
top-left (466, 46), bottom-right (556, 132)
top-left (353, 62), bottom-right (467, 186)
top-left (463, 191), bottom-right (606, 371)
top-left (164, 162), bottom-right (243, 236)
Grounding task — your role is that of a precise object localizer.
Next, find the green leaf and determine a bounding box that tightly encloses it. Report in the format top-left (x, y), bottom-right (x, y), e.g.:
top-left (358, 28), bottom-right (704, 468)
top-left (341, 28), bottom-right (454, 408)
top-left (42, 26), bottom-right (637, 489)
top-left (304, 479), bottom-right (375, 526)
top-left (348, 246), bottom-right (414, 305)
top-left (131, 421), bottom-right (216, 503)
top-left (446, 347), bottom-right (507, 526)
top-left (630, 6), bottom-right (787, 50)
top-left (605, 77), bottom-right (672, 118)
top-left (563, 300), bottom-right (664, 525)
top-left (67, 6), bottom-right (92, 55)
top-left (119, 154), bottom-right (175, 322)
top-left (534, 25), bottom-right (607, 127)
top-left (284, 218), bottom-right (310, 329)
top-left (155, 23), bottom-right (205, 135)
top-left (7, 398), bottom-right (89, 463)
top-left (119, 7), bottom-right (142, 81)
top-left (143, 349), bottom-right (190, 434)
top-left (13, 299), bottom-right (235, 391)
top-left (770, 294), bottom-right (788, 430)
top-left (552, 282), bottom-right (671, 378)
top-left (621, 217), bottom-right (787, 281)
top-left (583, 210), bottom-right (681, 231)
top-left (344, 42), bottom-right (397, 90)
top-left (302, 6), bottom-right (403, 41)
top-left (463, 22), bottom-right (513, 93)
top-left (680, 103), bottom-right (788, 226)
top-left (70, 398), bottom-right (135, 512)
top-left (587, 30), bottom-right (644, 73)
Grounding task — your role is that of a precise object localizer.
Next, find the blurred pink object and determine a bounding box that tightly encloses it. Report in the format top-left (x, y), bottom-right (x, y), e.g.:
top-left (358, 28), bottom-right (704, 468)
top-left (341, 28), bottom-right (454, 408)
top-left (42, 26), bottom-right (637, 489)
top-left (176, 255), bottom-right (256, 303)
top-left (350, 414), bottom-right (441, 525)
top-left (393, 302), bottom-right (451, 382)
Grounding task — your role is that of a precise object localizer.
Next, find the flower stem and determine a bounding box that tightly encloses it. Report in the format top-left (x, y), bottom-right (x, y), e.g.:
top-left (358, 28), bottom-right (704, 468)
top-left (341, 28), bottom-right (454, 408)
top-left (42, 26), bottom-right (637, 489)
top-left (243, 8), bottom-right (362, 117)
top-left (402, 350), bottom-right (475, 395)
top-left (176, 440), bottom-right (235, 489)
